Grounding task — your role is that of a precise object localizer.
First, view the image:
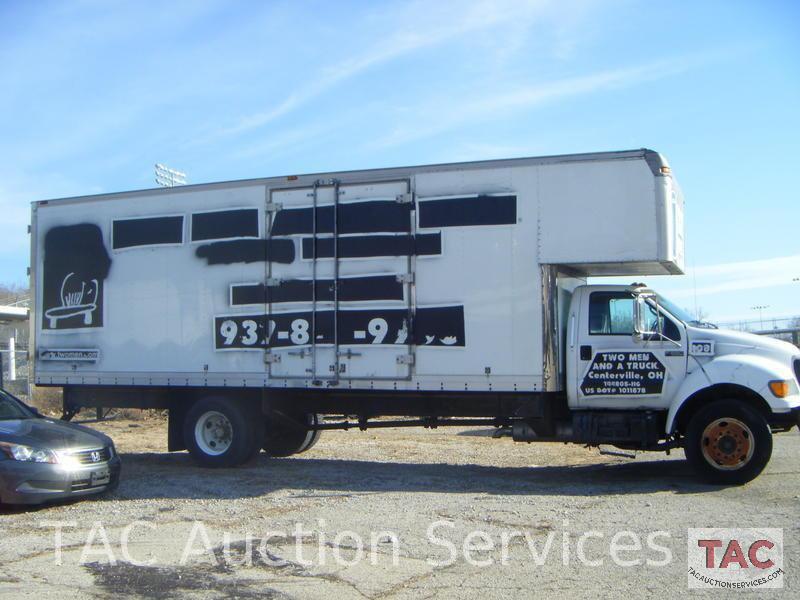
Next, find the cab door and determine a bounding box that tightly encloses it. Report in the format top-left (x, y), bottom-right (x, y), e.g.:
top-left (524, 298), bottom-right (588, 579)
top-left (571, 289), bottom-right (687, 410)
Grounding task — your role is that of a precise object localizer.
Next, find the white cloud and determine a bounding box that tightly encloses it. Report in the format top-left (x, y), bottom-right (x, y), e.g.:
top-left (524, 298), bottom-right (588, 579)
top-left (214, 0), bottom-right (554, 138)
top-left (592, 253), bottom-right (800, 323)
top-left (661, 254), bottom-right (800, 300)
top-left (371, 57), bottom-right (696, 148)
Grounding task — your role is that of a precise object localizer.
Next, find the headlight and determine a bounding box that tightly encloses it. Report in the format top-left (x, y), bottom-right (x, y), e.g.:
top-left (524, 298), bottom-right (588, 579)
top-left (0, 441), bottom-right (58, 464)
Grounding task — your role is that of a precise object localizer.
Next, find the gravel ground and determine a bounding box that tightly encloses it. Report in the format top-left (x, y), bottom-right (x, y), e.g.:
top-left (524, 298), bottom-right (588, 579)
top-left (0, 417), bottom-right (798, 599)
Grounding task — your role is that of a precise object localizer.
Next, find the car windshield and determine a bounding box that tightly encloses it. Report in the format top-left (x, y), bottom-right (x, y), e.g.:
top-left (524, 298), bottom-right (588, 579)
top-left (655, 293), bottom-right (716, 328)
top-left (0, 390), bottom-right (33, 420)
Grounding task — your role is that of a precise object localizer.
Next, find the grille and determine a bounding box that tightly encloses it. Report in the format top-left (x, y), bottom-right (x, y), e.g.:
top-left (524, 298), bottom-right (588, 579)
top-left (70, 447), bottom-right (111, 465)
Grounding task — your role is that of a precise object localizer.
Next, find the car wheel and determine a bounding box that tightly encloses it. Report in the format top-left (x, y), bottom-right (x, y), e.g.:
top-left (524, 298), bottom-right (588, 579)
top-left (684, 399), bottom-right (772, 485)
top-left (184, 397), bottom-right (263, 467)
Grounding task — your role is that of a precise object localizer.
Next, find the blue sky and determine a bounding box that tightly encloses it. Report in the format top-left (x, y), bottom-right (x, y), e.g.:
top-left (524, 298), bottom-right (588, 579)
top-left (1, 0), bottom-right (798, 323)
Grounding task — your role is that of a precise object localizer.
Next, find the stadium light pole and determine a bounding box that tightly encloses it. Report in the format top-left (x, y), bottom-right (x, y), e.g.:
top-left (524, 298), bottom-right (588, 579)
top-left (751, 305), bottom-right (769, 330)
top-left (155, 163), bottom-right (187, 187)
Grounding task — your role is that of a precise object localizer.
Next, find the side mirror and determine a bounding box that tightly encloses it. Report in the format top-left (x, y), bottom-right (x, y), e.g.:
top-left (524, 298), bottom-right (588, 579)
top-left (632, 294), bottom-right (653, 341)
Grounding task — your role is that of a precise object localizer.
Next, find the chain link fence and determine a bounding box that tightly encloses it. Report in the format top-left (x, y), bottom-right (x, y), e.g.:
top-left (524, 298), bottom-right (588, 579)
top-left (715, 316), bottom-right (800, 348)
top-left (0, 340), bottom-right (30, 398)
top-left (1, 316), bottom-right (30, 398)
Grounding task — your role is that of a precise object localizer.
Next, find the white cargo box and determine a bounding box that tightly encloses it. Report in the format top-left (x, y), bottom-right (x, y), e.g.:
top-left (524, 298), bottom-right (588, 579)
top-left (31, 149), bottom-right (684, 393)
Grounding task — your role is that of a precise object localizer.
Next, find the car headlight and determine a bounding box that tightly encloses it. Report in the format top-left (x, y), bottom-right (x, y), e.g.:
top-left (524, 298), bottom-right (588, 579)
top-left (0, 441), bottom-right (59, 464)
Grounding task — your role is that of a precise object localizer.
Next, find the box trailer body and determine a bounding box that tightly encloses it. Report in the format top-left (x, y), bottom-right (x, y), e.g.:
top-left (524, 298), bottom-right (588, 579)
top-left (31, 149), bottom-right (682, 392)
top-left (28, 149), bottom-right (800, 484)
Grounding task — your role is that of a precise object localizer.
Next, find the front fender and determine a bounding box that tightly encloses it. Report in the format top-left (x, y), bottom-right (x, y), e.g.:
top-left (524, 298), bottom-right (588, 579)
top-left (666, 354), bottom-right (800, 433)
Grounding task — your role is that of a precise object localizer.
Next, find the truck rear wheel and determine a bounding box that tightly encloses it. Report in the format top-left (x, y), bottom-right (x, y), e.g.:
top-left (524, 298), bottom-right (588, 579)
top-left (263, 412), bottom-right (322, 457)
top-left (184, 397), bottom-right (263, 467)
top-left (684, 399), bottom-right (772, 485)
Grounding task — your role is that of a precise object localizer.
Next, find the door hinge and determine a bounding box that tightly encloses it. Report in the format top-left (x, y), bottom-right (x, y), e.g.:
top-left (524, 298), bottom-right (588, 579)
top-left (266, 202), bottom-right (282, 212)
top-left (395, 273), bottom-right (414, 284)
top-left (395, 192), bottom-right (414, 204)
top-left (396, 354), bottom-right (415, 365)
top-left (338, 349), bottom-right (362, 359)
top-left (264, 353), bottom-right (281, 364)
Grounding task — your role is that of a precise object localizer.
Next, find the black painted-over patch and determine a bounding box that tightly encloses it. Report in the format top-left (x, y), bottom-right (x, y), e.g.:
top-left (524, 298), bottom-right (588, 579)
top-left (195, 239), bottom-right (295, 265)
top-left (215, 305), bottom-right (464, 350)
top-left (418, 194), bottom-right (516, 228)
top-left (301, 233), bottom-right (441, 259)
top-left (112, 216), bottom-right (184, 249)
top-left (191, 208), bottom-right (259, 242)
top-left (231, 274), bottom-right (404, 305)
top-left (271, 200), bottom-right (412, 236)
top-left (42, 224), bottom-right (112, 330)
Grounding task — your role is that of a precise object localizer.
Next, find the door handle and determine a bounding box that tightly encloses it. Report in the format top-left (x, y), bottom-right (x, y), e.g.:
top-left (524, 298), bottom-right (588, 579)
top-left (580, 345), bottom-right (592, 361)
top-left (569, 314), bottom-right (576, 348)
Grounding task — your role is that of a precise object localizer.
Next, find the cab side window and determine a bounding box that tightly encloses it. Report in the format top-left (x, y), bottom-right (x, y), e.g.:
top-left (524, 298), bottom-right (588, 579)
top-left (588, 291), bottom-right (681, 340)
top-left (589, 292), bottom-right (634, 335)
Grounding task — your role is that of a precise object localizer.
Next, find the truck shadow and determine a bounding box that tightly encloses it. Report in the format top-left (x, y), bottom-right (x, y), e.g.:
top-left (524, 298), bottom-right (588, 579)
top-left (111, 452), bottom-right (722, 501)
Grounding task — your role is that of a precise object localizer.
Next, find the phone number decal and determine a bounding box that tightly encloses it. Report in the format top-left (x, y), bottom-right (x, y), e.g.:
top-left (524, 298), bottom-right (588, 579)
top-left (214, 306), bottom-right (465, 350)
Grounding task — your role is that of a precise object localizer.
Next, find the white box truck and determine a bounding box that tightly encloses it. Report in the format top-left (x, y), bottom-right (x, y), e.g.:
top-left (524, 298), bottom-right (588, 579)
top-left (30, 149), bottom-right (800, 483)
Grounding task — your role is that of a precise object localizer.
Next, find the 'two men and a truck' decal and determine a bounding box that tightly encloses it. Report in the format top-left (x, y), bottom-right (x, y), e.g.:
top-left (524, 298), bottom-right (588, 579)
top-left (40, 193), bottom-right (516, 352)
top-left (580, 351), bottom-right (667, 396)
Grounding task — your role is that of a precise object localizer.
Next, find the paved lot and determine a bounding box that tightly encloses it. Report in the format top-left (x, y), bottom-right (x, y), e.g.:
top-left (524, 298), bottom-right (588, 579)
top-left (1, 417), bottom-right (798, 598)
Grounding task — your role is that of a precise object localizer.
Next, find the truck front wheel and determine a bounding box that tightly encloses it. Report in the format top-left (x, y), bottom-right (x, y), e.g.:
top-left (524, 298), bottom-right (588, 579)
top-left (184, 397), bottom-right (263, 467)
top-left (263, 412), bottom-right (322, 457)
top-left (684, 399), bottom-right (772, 485)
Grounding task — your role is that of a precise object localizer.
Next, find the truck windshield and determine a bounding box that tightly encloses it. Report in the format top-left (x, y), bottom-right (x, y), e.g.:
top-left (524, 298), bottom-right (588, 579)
top-left (655, 294), bottom-right (716, 328)
top-left (0, 390), bottom-right (34, 420)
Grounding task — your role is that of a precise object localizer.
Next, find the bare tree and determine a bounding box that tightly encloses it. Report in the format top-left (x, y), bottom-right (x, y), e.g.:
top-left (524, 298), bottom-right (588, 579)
top-left (0, 282), bottom-right (29, 306)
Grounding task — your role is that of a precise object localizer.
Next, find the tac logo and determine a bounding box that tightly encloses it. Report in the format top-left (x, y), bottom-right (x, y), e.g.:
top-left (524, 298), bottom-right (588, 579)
top-left (687, 528), bottom-right (784, 589)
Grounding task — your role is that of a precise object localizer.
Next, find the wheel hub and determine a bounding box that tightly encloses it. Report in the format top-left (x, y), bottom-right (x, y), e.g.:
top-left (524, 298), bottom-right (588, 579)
top-left (701, 418), bottom-right (754, 470)
top-left (195, 411), bottom-right (233, 456)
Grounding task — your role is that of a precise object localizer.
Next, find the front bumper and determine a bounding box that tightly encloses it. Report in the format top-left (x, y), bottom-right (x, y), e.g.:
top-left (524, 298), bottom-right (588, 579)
top-left (0, 455), bottom-right (121, 505)
top-left (768, 407), bottom-right (800, 431)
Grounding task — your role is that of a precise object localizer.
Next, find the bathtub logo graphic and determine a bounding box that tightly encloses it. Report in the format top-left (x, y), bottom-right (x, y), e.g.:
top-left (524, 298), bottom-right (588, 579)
top-left (42, 223), bottom-right (111, 331)
top-left (45, 273), bottom-right (100, 328)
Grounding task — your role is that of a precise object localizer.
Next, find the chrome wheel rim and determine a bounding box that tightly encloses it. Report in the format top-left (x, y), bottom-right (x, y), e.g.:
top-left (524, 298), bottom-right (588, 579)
top-left (701, 417), bottom-right (754, 470)
top-left (194, 411), bottom-right (233, 456)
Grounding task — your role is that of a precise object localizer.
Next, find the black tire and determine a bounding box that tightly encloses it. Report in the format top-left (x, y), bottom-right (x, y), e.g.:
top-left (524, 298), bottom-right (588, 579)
top-left (183, 397), bottom-right (264, 468)
top-left (263, 412), bottom-right (322, 457)
top-left (684, 399), bottom-right (772, 485)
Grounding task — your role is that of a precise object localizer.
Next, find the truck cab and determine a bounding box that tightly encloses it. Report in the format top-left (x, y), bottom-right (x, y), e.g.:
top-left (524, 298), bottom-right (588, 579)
top-left (564, 283), bottom-right (800, 483)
